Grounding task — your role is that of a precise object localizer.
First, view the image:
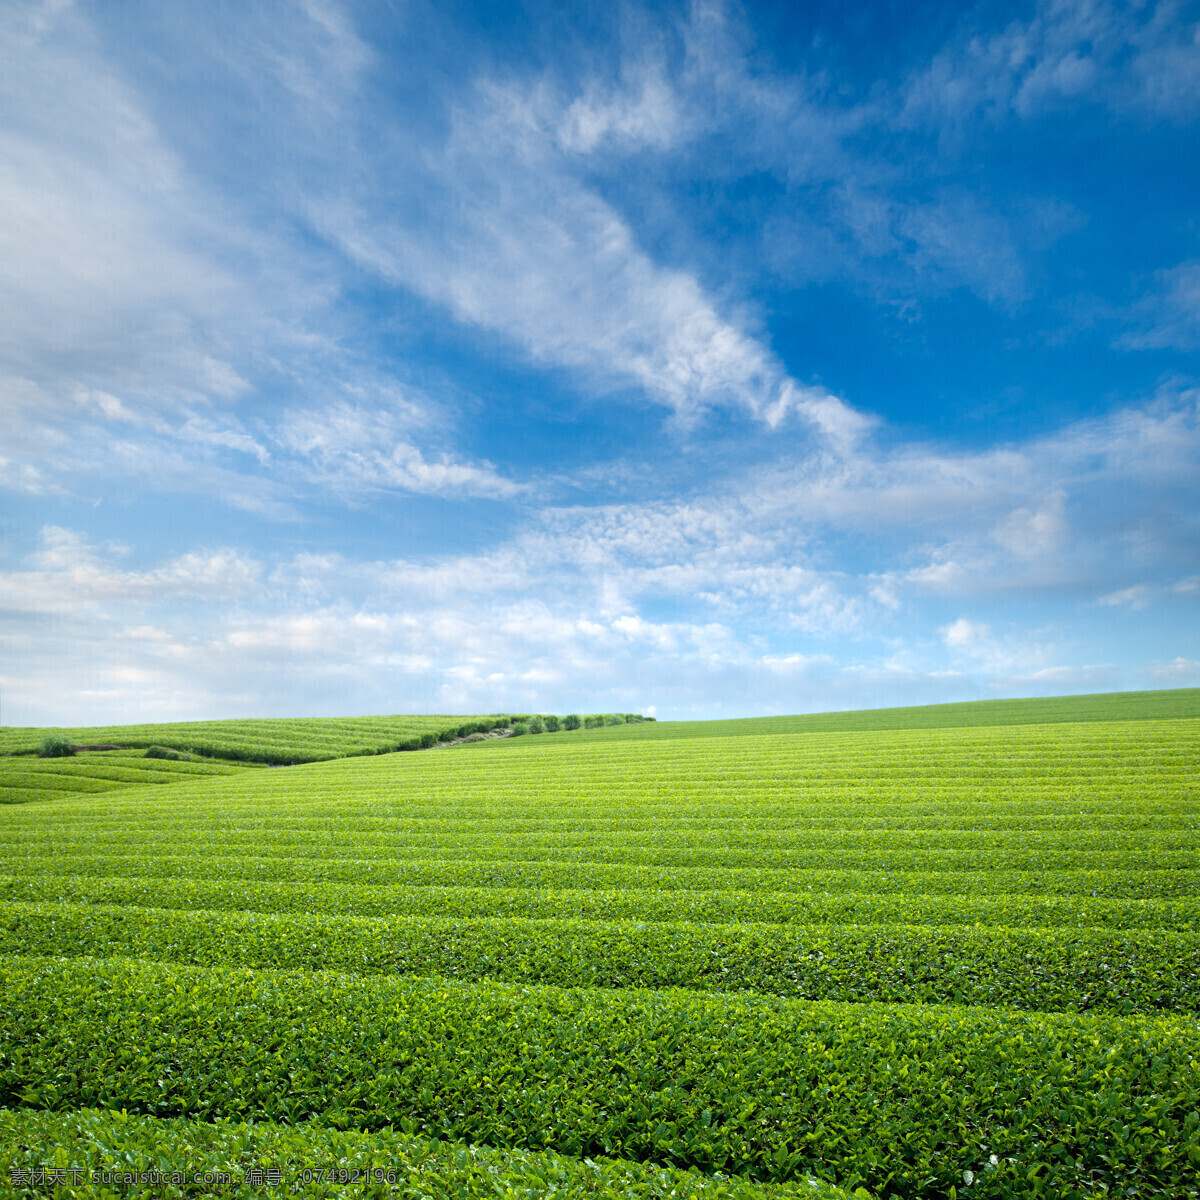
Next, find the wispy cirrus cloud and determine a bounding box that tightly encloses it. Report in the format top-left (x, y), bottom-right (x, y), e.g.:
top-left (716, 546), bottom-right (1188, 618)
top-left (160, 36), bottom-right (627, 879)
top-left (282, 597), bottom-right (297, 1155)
top-left (1117, 260), bottom-right (1200, 350)
top-left (900, 0), bottom-right (1200, 127)
top-left (312, 80), bottom-right (860, 432)
top-left (275, 403), bottom-right (526, 500)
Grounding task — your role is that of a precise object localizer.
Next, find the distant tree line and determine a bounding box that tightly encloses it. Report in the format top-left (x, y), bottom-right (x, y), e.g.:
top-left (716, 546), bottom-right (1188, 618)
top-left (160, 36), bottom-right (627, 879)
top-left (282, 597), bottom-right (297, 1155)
top-left (509, 713), bottom-right (651, 737)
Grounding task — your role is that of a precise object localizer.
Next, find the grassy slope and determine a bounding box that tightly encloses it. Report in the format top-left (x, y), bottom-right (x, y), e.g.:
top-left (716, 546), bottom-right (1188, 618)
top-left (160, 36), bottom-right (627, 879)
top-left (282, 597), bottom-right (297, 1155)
top-left (532, 687), bottom-right (1200, 743)
top-left (0, 713), bottom-right (516, 761)
top-left (0, 696), bottom-right (1197, 1199)
top-left (0, 750), bottom-right (259, 805)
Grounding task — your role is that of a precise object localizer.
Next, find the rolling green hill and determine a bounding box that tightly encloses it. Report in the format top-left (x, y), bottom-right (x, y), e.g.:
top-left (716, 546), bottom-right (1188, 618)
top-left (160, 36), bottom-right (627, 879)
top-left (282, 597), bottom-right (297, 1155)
top-left (0, 748), bottom-right (260, 806)
top-left (542, 687), bottom-right (1200, 742)
top-left (0, 713), bottom-right (520, 764)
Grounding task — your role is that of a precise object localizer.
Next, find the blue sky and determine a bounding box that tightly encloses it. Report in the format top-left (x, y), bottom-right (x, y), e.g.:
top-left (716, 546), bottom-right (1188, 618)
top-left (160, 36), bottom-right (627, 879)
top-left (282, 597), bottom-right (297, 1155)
top-left (1, 0), bottom-right (1198, 725)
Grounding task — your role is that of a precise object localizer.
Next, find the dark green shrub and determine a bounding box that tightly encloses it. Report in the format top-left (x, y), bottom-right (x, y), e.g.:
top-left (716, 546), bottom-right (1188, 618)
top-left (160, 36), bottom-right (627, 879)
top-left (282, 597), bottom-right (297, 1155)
top-left (419, 733), bottom-right (438, 749)
top-left (37, 735), bottom-right (75, 758)
top-left (605, 714), bottom-right (625, 726)
top-left (510, 722), bottom-right (529, 737)
top-left (544, 715), bottom-right (561, 732)
top-left (144, 746), bottom-right (183, 761)
top-left (624, 713), bottom-right (643, 723)
top-left (583, 715), bottom-right (602, 729)
top-left (562, 714), bottom-right (581, 730)
top-left (528, 717), bottom-right (546, 734)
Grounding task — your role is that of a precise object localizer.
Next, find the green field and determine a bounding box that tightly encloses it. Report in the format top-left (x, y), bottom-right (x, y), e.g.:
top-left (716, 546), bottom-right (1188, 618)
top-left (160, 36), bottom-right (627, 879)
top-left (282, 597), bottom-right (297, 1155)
top-left (0, 749), bottom-right (262, 806)
top-left (0, 691), bottom-right (1197, 1199)
top-left (541, 687), bottom-right (1200, 741)
top-left (0, 714), bottom-right (521, 764)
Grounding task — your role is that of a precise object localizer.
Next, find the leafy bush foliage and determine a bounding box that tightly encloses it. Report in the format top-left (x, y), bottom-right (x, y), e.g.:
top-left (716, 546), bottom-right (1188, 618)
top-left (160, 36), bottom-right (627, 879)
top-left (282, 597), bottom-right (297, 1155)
top-left (0, 1109), bottom-right (863, 1200)
top-left (583, 715), bottom-right (603, 728)
top-left (7, 873), bottom-right (1198, 931)
top-left (144, 745), bottom-right (185, 761)
top-left (562, 714), bottom-right (581, 730)
top-left (37, 734), bottom-right (75, 758)
top-left (605, 714), bottom-right (626, 726)
top-left (2, 957), bottom-right (1197, 1198)
top-left (527, 717), bottom-right (546, 734)
top-left (7, 904), bottom-right (1195, 1014)
top-left (544, 715), bottom-right (562, 732)
top-left (510, 722), bottom-right (529, 737)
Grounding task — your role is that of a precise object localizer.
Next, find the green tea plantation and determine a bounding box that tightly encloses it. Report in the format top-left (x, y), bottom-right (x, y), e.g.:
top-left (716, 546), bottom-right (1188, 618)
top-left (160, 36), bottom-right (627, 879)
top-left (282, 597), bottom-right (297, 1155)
top-left (0, 689), bottom-right (1197, 1199)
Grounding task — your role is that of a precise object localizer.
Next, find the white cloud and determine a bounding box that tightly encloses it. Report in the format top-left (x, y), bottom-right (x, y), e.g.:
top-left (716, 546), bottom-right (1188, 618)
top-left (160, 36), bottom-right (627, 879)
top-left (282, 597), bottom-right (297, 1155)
top-left (1116, 260), bottom-right (1200, 350)
top-left (0, 526), bottom-right (262, 615)
top-left (1145, 656), bottom-right (1200, 683)
top-left (941, 617), bottom-right (989, 648)
top-left (320, 172), bottom-right (840, 430)
top-left (0, 3), bottom-right (257, 413)
top-left (992, 492), bottom-right (1068, 559)
top-left (558, 64), bottom-right (682, 154)
top-left (275, 403), bottom-right (525, 500)
top-left (0, 499), bottom-right (1188, 725)
top-left (900, 0), bottom-right (1200, 127)
top-left (1097, 584), bottom-right (1153, 610)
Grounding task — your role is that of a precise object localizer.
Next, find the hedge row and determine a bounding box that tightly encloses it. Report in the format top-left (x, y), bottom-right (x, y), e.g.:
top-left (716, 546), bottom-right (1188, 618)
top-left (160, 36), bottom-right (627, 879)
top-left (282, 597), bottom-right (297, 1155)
top-left (0, 1109), bottom-right (860, 1200)
top-left (0, 749), bottom-right (253, 805)
top-left (6, 823), bottom-right (1193, 858)
top-left (7, 852), bottom-right (1197, 897)
top-left (9, 802), bottom-right (1194, 832)
top-left (3, 874), bottom-right (1195, 930)
top-left (2, 904), bottom-right (1198, 1013)
top-left (1, 958), bottom-right (1197, 1199)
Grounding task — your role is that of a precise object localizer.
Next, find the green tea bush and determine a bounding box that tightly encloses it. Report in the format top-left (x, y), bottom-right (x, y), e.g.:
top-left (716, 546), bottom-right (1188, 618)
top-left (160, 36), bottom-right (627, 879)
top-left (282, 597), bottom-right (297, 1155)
top-left (144, 745), bottom-right (185, 761)
top-left (563, 714), bottom-right (581, 729)
top-left (6, 874), bottom-right (1198, 931)
top-left (36, 735), bottom-right (75, 758)
top-left (544, 715), bottom-right (562, 732)
top-left (0, 1109), bottom-right (862, 1200)
top-left (7, 904), bottom-right (1195, 1014)
top-left (2, 957), bottom-right (1197, 1199)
